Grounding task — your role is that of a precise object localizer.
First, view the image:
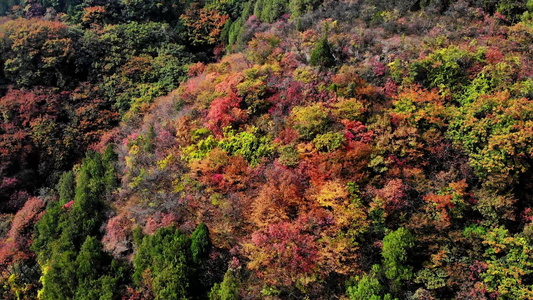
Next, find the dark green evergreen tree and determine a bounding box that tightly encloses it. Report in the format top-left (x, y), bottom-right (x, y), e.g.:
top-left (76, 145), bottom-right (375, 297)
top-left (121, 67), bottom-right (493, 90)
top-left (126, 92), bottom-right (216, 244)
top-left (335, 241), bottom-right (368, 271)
top-left (133, 226), bottom-right (192, 300)
top-left (33, 148), bottom-right (121, 299)
top-left (191, 222), bottom-right (211, 265)
top-left (382, 227), bottom-right (414, 291)
top-left (209, 269), bottom-right (240, 300)
top-left (57, 171), bottom-right (76, 205)
top-left (102, 144), bottom-right (119, 191)
top-left (310, 27), bottom-right (335, 67)
top-left (40, 250), bottom-right (78, 300)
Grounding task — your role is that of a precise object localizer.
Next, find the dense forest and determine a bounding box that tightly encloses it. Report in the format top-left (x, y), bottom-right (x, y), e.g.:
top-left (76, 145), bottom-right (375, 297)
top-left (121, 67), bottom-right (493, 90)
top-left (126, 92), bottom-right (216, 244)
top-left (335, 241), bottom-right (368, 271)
top-left (3, 0), bottom-right (533, 299)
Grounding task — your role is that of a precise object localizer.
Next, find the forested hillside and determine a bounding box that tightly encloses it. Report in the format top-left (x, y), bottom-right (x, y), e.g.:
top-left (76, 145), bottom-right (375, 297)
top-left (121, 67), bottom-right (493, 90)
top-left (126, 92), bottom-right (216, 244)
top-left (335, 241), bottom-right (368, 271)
top-left (3, 0), bottom-right (533, 299)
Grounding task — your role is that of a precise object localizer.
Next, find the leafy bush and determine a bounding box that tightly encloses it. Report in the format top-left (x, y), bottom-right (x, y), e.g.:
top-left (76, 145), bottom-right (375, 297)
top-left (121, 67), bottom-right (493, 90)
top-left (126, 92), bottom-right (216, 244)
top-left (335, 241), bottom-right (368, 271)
top-left (219, 127), bottom-right (273, 166)
top-left (410, 46), bottom-right (483, 94)
top-left (313, 132), bottom-right (345, 152)
top-left (382, 227), bottom-right (414, 289)
top-left (290, 103), bottom-right (331, 140)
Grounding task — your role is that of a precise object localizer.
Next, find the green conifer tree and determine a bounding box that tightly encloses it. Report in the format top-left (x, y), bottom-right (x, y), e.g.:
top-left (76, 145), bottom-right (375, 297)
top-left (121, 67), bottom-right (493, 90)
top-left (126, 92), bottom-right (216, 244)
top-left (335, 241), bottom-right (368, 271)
top-left (310, 25), bottom-right (335, 67)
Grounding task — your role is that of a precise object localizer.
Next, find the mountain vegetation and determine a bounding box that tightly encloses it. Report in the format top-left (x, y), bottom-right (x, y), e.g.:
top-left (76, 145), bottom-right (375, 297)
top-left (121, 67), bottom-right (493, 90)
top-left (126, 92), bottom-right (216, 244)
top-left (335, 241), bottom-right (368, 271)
top-left (3, 0), bottom-right (533, 299)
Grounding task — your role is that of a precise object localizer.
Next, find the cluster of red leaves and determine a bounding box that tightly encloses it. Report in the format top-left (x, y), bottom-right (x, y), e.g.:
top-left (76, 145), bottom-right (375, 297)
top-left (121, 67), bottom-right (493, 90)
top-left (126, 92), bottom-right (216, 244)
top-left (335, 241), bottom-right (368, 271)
top-left (0, 197), bottom-right (45, 268)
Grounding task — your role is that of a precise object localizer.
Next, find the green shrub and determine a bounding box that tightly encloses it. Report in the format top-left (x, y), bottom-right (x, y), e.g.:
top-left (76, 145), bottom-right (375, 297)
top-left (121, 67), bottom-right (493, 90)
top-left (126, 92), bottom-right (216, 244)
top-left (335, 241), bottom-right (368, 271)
top-left (382, 227), bottom-right (414, 289)
top-left (313, 132), bottom-right (345, 152)
top-left (410, 46), bottom-right (483, 94)
top-left (290, 103), bottom-right (331, 140)
top-left (278, 144), bottom-right (300, 167)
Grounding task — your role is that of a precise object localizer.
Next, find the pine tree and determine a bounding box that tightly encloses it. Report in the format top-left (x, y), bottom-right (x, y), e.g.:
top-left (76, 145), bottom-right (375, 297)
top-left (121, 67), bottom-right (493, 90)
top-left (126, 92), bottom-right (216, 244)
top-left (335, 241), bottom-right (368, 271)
top-left (310, 25), bottom-right (335, 67)
top-left (191, 223), bottom-right (211, 265)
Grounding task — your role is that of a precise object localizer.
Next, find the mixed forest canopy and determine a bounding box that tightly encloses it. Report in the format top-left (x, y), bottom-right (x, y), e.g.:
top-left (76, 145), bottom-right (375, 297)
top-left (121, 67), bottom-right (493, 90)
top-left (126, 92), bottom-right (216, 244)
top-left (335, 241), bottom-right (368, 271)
top-left (3, 0), bottom-right (533, 299)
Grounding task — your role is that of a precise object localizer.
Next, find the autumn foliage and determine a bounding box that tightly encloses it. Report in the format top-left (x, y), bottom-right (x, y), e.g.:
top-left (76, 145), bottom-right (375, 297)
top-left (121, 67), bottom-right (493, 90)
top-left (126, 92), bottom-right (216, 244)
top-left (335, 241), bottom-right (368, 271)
top-left (4, 0), bottom-right (533, 299)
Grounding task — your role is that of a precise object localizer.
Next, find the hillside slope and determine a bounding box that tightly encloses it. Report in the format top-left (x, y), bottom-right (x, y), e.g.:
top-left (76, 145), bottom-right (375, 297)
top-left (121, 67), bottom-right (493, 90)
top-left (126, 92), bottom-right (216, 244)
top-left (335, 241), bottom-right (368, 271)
top-left (4, 0), bottom-right (533, 299)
